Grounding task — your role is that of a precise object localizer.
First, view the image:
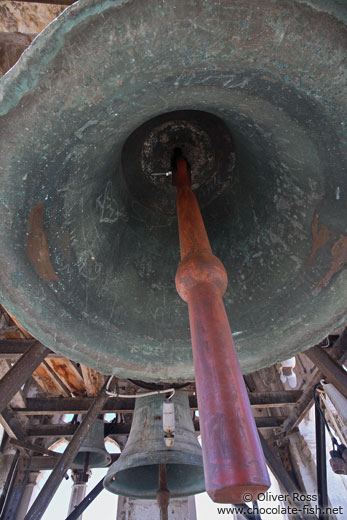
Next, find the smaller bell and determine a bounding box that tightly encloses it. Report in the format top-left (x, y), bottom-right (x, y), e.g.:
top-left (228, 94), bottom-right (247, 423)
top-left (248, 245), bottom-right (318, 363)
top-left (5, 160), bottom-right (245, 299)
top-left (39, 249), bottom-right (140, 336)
top-left (104, 391), bottom-right (205, 498)
top-left (72, 418), bottom-right (111, 469)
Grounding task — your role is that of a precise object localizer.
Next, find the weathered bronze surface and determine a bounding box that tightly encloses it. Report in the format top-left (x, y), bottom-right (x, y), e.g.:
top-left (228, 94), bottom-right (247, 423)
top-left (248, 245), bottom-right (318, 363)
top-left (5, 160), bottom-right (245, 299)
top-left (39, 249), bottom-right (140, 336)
top-left (0, 0), bottom-right (346, 381)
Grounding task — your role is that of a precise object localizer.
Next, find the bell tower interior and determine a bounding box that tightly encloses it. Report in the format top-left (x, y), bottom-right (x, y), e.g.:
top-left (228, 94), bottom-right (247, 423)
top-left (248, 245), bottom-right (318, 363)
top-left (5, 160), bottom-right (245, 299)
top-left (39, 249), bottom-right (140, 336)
top-left (0, 1), bottom-right (346, 519)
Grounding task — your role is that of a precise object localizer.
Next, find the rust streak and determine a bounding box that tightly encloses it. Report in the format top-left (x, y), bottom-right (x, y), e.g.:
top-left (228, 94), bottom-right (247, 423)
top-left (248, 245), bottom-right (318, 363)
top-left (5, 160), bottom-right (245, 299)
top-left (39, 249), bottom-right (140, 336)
top-left (307, 213), bottom-right (330, 267)
top-left (47, 358), bottom-right (85, 394)
top-left (33, 364), bottom-right (66, 396)
top-left (316, 235), bottom-right (347, 290)
top-left (27, 203), bottom-right (58, 281)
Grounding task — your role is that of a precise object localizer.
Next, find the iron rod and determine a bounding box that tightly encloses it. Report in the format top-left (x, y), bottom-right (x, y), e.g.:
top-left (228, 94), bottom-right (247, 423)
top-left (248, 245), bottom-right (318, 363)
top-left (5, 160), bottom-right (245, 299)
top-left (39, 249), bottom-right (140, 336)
top-left (315, 401), bottom-right (328, 520)
top-left (174, 153), bottom-right (270, 503)
top-left (157, 464), bottom-right (169, 520)
top-left (24, 392), bottom-right (108, 520)
top-left (0, 341), bottom-right (49, 414)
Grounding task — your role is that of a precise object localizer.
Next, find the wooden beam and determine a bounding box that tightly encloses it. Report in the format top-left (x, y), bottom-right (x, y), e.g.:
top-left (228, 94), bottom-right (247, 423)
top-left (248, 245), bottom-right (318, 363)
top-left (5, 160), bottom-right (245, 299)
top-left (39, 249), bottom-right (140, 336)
top-left (26, 423), bottom-right (77, 438)
top-left (304, 346), bottom-right (347, 399)
top-left (80, 365), bottom-right (105, 396)
top-left (45, 358), bottom-right (85, 395)
top-left (13, 392), bottom-right (301, 416)
top-left (281, 327), bottom-right (347, 434)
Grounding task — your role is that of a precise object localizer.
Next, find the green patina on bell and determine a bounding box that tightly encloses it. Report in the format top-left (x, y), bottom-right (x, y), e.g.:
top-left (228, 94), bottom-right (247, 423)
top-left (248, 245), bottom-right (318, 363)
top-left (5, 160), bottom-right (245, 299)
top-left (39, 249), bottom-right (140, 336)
top-left (0, 0), bottom-right (346, 381)
top-left (103, 391), bottom-right (205, 499)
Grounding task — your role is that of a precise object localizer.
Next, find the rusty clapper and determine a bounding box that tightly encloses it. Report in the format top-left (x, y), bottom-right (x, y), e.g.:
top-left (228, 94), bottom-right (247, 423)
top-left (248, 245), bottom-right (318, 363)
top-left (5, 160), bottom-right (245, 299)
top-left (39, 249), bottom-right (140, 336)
top-left (173, 149), bottom-right (270, 503)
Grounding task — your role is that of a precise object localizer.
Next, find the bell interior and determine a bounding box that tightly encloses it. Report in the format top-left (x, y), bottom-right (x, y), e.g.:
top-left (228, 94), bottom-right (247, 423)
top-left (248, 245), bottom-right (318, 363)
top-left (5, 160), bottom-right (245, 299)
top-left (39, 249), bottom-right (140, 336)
top-left (72, 449), bottom-right (110, 469)
top-left (0, 0), bottom-right (346, 382)
top-left (106, 464), bottom-right (205, 500)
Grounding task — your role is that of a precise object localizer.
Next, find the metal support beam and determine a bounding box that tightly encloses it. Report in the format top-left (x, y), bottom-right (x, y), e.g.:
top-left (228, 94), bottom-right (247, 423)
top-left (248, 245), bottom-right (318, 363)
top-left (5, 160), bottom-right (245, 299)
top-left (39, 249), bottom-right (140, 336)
top-left (9, 439), bottom-right (60, 458)
top-left (305, 346), bottom-right (347, 399)
top-left (0, 342), bottom-right (49, 414)
top-left (24, 416), bottom-right (286, 441)
top-left (24, 391), bottom-right (108, 520)
top-left (0, 340), bottom-right (54, 360)
top-left (315, 403), bottom-right (328, 520)
top-left (13, 392), bottom-right (301, 415)
top-left (29, 453), bottom-right (119, 471)
top-left (0, 407), bottom-right (26, 439)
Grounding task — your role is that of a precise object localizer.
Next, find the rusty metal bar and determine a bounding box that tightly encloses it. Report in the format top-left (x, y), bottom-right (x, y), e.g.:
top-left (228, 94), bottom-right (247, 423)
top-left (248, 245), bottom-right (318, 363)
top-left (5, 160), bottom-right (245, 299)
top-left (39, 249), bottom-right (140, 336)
top-left (157, 464), bottom-right (169, 520)
top-left (24, 391), bottom-right (108, 520)
top-left (174, 152), bottom-right (270, 503)
top-left (0, 341), bottom-right (49, 414)
top-left (304, 346), bottom-right (347, 399)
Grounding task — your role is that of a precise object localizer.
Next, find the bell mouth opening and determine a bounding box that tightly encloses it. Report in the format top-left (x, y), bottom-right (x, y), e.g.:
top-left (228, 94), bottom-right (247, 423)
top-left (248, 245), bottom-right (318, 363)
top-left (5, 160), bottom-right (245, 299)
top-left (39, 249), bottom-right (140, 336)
top-left (104, 463), bottom-right (205, 499)
top-left (121, 109), bottom-right (235, 216)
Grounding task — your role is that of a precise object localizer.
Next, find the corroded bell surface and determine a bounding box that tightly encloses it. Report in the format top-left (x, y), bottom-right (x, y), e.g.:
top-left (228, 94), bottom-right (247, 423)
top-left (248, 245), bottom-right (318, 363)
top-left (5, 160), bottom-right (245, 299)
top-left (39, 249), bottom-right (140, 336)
top-left (72, 418), bottom-right (111, 469)
top-left (103, 392), bottom-right (205, 498)
top-left (0, 0), bottom-right (346, 381)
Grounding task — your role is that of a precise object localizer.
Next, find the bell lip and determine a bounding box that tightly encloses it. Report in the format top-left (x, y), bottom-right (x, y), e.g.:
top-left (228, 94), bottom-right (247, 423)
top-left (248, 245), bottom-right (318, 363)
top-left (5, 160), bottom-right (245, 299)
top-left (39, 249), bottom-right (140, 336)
top-left (103, 460), bottom-right (206, 499)
top-left (71, 448), bottom-right (112, 469)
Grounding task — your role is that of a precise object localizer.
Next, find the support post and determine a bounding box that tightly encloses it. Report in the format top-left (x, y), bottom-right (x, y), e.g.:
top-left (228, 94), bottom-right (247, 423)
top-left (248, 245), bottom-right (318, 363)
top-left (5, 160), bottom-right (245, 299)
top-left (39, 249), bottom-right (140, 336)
top-left (67, 470), bottom-right (90, 520)
top-left (65, 477), bottom-right (105, 520)
top-left (24, 391), bottom-right (108, 520)
top-left (173, 152), bottom-right (270, 503)
top-left (0, 342), bottom-right (49, 414)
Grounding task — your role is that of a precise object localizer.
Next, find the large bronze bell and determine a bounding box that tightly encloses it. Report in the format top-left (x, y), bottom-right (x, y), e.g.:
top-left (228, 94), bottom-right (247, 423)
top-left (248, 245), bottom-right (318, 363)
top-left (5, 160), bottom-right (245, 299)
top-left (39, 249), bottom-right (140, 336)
top-left (72, 418), bottom-right (111, 469)
top-left (0, 0), bottom-right (346, 382)
top-left (103, 392), bottom-right (205, 498)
